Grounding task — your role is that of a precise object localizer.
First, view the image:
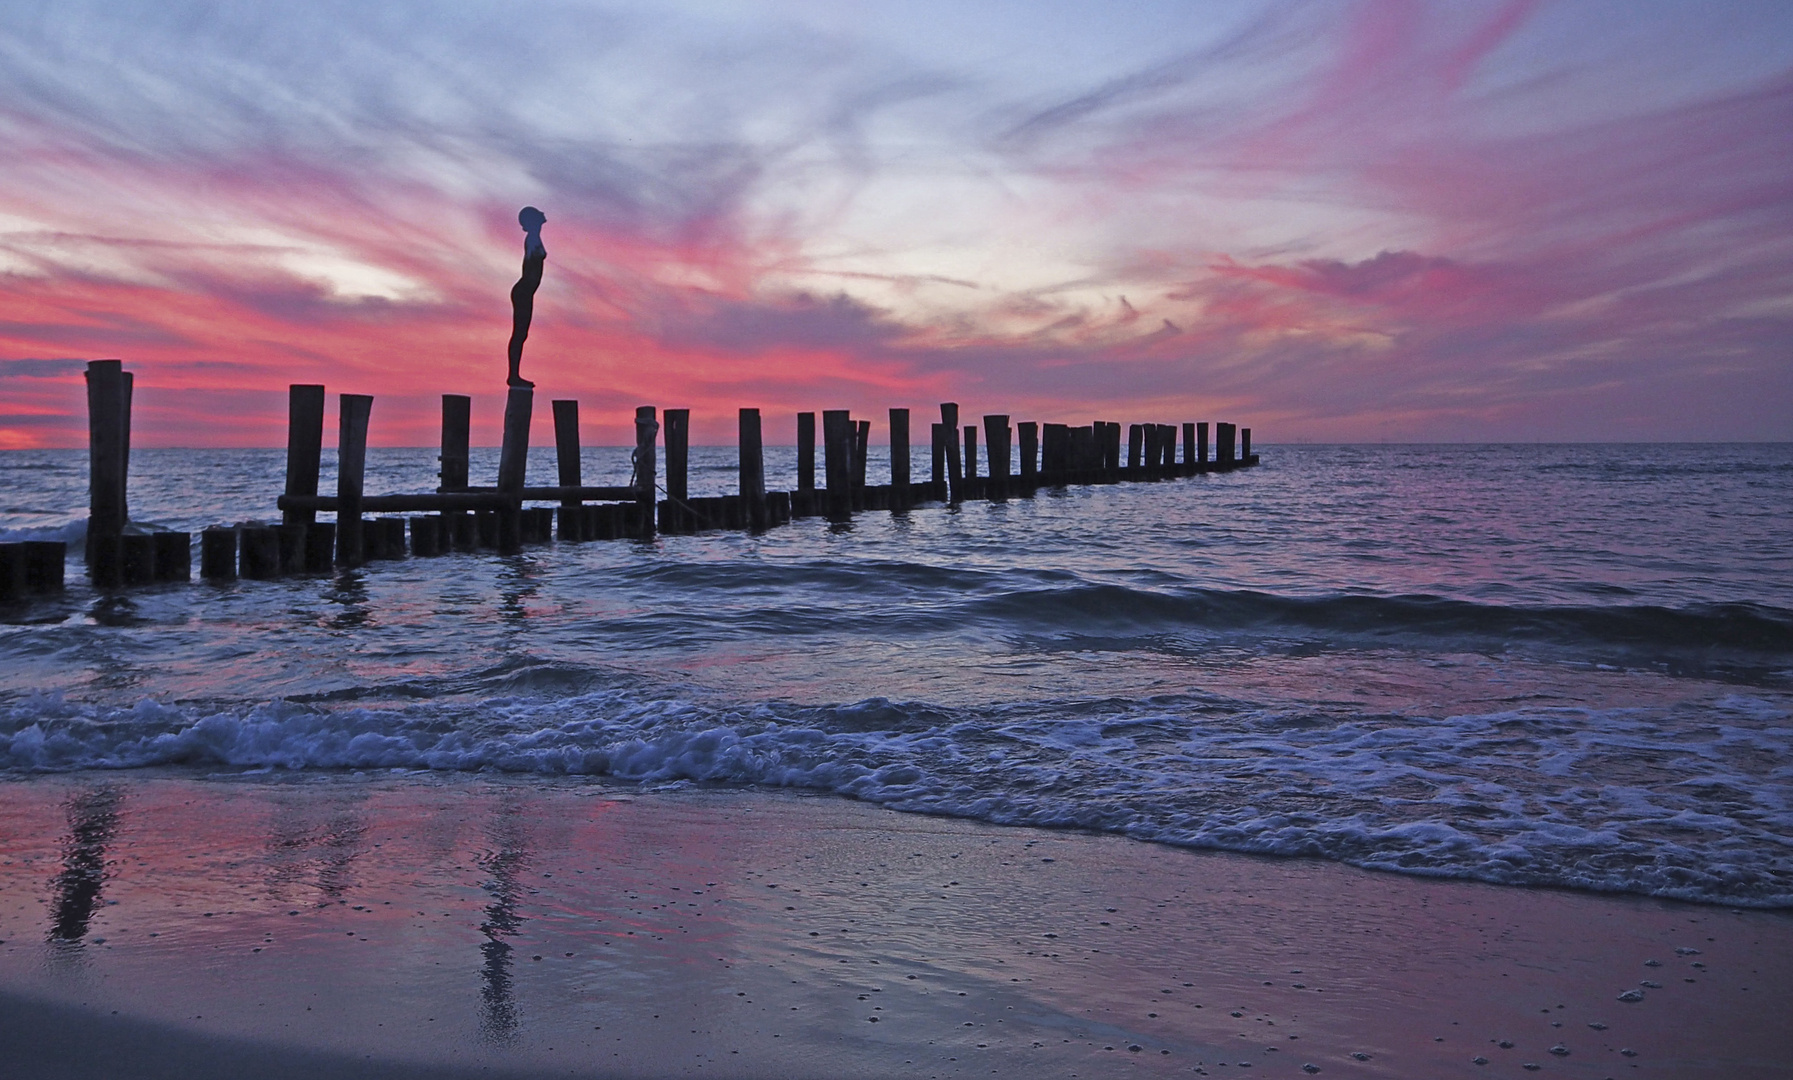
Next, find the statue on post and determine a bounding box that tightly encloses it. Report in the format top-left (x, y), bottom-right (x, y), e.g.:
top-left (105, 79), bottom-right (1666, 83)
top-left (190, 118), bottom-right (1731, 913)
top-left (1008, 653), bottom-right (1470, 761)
top-left (507, 206), bottom-right (547, 388)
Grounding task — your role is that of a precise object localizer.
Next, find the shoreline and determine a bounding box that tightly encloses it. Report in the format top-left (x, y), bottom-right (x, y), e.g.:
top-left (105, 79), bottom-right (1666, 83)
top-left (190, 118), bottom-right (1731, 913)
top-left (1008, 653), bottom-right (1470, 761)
top-left (1, 770), bottom-right (1790, 1078)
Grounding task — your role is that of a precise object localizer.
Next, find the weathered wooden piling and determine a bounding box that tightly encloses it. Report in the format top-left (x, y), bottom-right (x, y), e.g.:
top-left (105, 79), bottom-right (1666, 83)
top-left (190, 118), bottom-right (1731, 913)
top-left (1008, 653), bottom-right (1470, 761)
top-left (1196, 422), bottom-right (1209, 468)
top-left (496, 388), bottom-right (533, 553)
top-left (410, 517), bottom-right (439, 557)
top-left (153, 532), bottom-right (189, 582)
top-left (822, 409), bottom-right (853, 522)
top-left (663, 408), bottom-right (691, 534)
top-left (23, 542), bottom-right (64, 593)
top-left (283, 385), bottom-right (326, 526)
top-left (1242, 427), bottom-right (1253, 461)
top-left (336, 394), bottom-right (372, 567)
top-left (739, 408), bottom-right (767, 530)
top-left (118, 534), bottom-right (152, 585)
top-left (963, 425), bottom-right (979, 488)
top-left (940, 403), bottom-right (964, 505)
top-left (274, 523), bottom-right (304, 575)
top-left (1217, 422), bottom-right (1236, 466)
top-left (633, 406), bottom-right (658, 539)
top-left (931, 423), bottom-right (948, 501)
top-left (1182, 422), bottom-right (1196, 475)
top-left (553, 400), bottom-right (582, 523)
top-left (889, 408), bottom-right (911, 511)
top-left (797, 412), bottom-right (817, 494)
top-left (201, 527), bottom-right (237, 580)
top-left (440, 395), bottom-right (471, 491)
top-left (854, 420), bottom-right (871, 508)
top-left (0, 544), bottom-right (23, 602)
top-left (1127, 424), bottom-right (1143, 471)
top-left (1018, 421), bottom-right (1038, 489)
top-left (240, 526), bottom-right (281, 578)
top-left (983, 415), bottom-right (1010, 501)
top-left (84, 360), bottom-right (129, 573)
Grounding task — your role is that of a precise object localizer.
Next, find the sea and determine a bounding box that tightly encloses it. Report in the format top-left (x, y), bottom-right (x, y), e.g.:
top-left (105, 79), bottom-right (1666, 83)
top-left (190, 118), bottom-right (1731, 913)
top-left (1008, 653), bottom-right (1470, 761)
top-left (3, 443), bottom-right (1790, 908)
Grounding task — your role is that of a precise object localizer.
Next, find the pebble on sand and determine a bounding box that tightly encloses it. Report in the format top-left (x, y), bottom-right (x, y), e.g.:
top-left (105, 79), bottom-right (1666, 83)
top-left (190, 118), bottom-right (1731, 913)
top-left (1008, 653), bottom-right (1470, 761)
top-left (1549, 1044), bottom-right (1569, 1056)
top-left (1617, 989), bottom-right (1645, 1002)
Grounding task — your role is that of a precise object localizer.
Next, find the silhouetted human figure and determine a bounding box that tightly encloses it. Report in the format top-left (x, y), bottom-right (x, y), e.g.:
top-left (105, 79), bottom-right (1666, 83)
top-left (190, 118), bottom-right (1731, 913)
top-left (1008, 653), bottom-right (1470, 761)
top-left (507, 206), bottom-right (547, 388)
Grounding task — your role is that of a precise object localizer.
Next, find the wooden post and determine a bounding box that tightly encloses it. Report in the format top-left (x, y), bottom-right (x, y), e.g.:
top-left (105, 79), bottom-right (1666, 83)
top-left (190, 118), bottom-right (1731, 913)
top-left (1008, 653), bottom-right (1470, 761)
top-left (1127, 424), bottom-right (1143, 472)
top-left (739, 408), bottom-right (767, 530)
top-left (1017, 422), bottom-right (1038, 490)
top-left (275, 524), bottom-right (305, 574)
top-left (822, 409), bottom-right (853, 522)
top-left (496, 388), bottom-right (532, 553)
top-left (931, 423), bottom-right (947, 501)
top-left (283, 385), bottom-right (326, 526)
top-left (1217, 422), bottom-right (1236, 466)
top-left (240, 526), bottom-right (281, 579)
top-left (0, 544), bottom-right (23, 602)
top-left (633, 406), bottom-right (658, 539)
top-left (1182, 422), bottom-right (1196, 476)
top-left (200, 527), bottom-right (237, 580)
top-left (888, 408), bottom-right (910, 510)
top-left (1041, 423), bottom-right (1067, 485)
top-left (664, 408), bottom-right (690, 533)
top-left (963, 425), bottom-right (978, 481)
top-left (1197, 422), bottom-right (1209, 468)
top-left (153, 532), bottom-right (190, 582)
top-left (797, 412), bottom-right (816, 492)
top-left (1101, 422), bottom-right (1121, 479)
top-left (553, 400), bottom-right (581, 493)
top-left (1242, 427), bottom-right (1253, 461)
top-left (983, 415), bottom-right (1010, 501)
top-left (1143, 424), bottom-right (1160, 478)
top-left (336, 393), bottom-right (372, 566)
top-left (304, 523), bottom-right (335, 571)
top-left (440, 394), bottom-right (471, 491)
top-left (118, 534), bottom-right (153, 585)
top-left (940, 403), bottom-right (963, 505)
top-left (84, 360), bottom-right (127, 572)
top-left (853, 419), bottom-right (870, 509)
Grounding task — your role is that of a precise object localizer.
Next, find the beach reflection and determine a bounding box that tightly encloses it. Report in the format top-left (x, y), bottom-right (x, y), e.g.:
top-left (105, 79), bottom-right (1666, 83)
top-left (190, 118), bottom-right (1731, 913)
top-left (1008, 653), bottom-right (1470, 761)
top-left (476, 796), bottom-right (531, 1044)
top-left (263, 797), bottom-right (370, 905)
top-left (47, 786), bottom-right (121, 947)
top-left (323, 569), bottom-right (370, 631)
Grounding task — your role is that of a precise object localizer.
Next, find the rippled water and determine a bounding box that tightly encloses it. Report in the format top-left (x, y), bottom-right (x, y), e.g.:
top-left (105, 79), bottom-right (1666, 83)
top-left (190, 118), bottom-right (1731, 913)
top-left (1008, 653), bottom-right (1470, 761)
top-left (4, 443), bottom-right (1791, 906)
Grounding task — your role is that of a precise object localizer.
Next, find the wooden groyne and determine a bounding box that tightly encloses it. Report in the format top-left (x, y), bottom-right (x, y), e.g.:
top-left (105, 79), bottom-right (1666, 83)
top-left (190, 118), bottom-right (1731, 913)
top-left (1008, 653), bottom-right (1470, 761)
top-left (50, 360), bottom-right (1259, 589)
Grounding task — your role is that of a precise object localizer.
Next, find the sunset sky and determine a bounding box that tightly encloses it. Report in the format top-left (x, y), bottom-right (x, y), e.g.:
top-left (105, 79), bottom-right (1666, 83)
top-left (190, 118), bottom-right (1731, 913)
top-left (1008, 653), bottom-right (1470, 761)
top-left (2, 0), bottom-right (1789, 448)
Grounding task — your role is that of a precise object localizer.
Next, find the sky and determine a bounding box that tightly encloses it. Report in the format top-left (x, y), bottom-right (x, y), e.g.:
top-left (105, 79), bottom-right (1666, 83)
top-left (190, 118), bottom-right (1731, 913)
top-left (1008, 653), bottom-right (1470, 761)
top-left (1, 0), bottom-right (1790, 448)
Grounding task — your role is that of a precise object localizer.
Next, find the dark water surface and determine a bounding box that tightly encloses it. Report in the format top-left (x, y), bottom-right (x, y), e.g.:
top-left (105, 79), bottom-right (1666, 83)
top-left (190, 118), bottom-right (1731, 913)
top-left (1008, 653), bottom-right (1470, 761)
top-left (3, 444), bottom-right (1790, 906)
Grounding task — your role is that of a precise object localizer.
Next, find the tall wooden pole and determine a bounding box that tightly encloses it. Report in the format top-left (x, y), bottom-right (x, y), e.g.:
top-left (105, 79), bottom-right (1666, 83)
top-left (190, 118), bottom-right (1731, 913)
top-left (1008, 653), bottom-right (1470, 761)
top-left (797, 412), bottom-right (816, 492)
top-left (822, 409), bottom-right (853, 522)
top-left (83, 360), bottom-right (127, 576)
top-left (284, 385), bottom-right (326, 526)
top-left (440, 395), bottom-right (471, 491)
top-left (940, 403), bottom-right (963, 505)
top-left (336, 394), bottom-right (372, 566)
top-left (496, 387), bottom-right (532, 554)
top-left (633, 406), bottom-right (658, 539)
top-left (888, 408), bottom-right (910, 510)
top-left (739, 408), bottom-right (767, 531)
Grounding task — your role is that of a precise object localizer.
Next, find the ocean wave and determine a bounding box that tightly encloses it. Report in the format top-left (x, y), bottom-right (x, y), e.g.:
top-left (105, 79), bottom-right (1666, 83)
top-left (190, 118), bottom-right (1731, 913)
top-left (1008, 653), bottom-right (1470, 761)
top-left (5, 688), bottom-right (1789, 908)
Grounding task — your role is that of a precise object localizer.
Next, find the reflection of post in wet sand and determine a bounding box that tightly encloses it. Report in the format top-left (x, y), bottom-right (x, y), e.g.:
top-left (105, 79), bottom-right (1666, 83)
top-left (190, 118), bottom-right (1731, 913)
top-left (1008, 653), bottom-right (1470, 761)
top-left (48, 787), bottom-right (121, 946)
top-left (263, 798), bottom-right (370, 905)
top-left (476, 797), bottom-right (532, 1044)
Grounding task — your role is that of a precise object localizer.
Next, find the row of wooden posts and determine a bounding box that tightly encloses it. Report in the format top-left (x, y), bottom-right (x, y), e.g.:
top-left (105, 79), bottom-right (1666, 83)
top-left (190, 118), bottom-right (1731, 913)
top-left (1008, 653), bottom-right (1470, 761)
top-left (60, 360), bottom-right (1255, 589)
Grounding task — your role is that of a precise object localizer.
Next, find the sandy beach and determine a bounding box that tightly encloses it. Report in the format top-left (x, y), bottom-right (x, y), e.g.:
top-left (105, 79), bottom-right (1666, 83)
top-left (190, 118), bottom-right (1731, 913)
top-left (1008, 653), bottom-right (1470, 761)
top-left (0, 770), bottom-right (1787, 1079)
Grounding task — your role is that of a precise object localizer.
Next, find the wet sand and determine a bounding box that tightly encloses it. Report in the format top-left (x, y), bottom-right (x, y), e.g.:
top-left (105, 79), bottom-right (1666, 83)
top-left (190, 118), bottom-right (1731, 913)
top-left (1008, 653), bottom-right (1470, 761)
top-left (0, 770), bottom-right (1788, 1079)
